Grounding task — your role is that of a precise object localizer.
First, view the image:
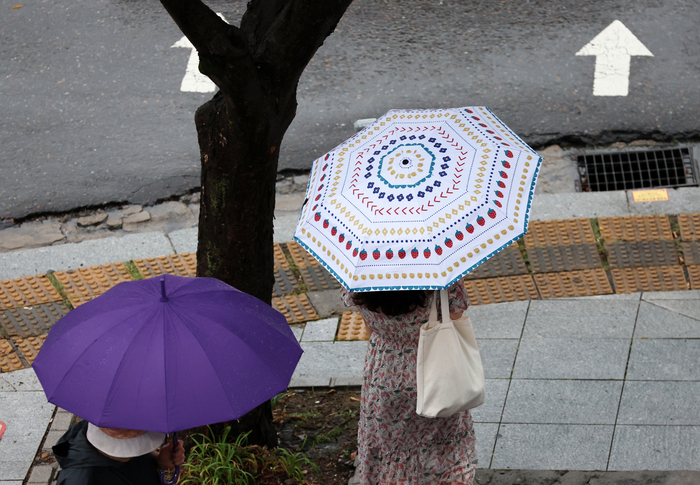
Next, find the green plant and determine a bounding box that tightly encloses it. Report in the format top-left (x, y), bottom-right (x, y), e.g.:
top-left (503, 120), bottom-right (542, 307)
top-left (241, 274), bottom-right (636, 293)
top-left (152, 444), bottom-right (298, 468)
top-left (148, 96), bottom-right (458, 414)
top-left (179, 428), bottom-right (257, 485)
top-left (123, 261), bottom-right (143, 280)
top-left (272, 447), bottom-right (320, 484)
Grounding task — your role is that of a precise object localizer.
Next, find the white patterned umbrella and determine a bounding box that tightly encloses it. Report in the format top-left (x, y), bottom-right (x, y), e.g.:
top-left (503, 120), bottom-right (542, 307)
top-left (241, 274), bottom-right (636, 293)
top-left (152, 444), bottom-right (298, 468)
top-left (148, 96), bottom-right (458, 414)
top-left (294, 107), bottom-right (542, 292)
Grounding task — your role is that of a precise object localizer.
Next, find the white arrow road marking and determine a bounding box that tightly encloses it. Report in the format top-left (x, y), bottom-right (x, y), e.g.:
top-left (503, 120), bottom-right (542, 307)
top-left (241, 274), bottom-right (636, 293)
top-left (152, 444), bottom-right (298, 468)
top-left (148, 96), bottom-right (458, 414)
top-left (171, 14), bottom-right (227, 93)
top-left (576, 20), bottom-right (653, 97)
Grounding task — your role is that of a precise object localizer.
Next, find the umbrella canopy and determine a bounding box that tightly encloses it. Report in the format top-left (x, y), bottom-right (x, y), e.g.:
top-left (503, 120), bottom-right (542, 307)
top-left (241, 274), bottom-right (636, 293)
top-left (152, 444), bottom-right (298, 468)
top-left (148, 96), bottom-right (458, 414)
top-left (33, 274), bottom-right (302, 433)
top-left (294, 106), bottom-right (542, 292)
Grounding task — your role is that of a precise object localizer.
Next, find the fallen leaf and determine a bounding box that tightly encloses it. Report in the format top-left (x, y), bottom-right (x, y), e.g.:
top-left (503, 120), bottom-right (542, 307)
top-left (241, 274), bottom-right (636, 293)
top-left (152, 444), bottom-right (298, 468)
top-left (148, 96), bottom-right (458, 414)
top-left (349, 396), bottom-right (360, 402)
top-left (12, 5), bottom-right (24, 8)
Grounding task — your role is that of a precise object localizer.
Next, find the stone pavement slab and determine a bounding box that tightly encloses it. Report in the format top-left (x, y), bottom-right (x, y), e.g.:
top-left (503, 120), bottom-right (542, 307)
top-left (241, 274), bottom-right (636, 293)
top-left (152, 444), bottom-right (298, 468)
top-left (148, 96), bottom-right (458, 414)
top-left (618, 381), bottom-right (700, 425)
top-left (502, 380), bottom-right (622, 425)
top-left (635, 301), bottom-right (700, 338)
top-left (492, 424), bottom-right (615, 470)
top-left (513, 338), bottom-right (629, 380)
top-left (470, 379), bottom-right (508, 424)
top-left (0, 233), bottom-right (174, 281)
top-left (627, 339), bottom-right (700, 380)
top-left (530, 192), bottom-right (630, 221)
top-left (0, 368), bottom-right (54, 482)
top-left (609, 425), bottom-right (700, 471)
top-left (477, 339), bottom-right (519, 379)
top-left (468, 300), bottom-right (528, 339)
top-left (523, 299), bottom-right (639, 339)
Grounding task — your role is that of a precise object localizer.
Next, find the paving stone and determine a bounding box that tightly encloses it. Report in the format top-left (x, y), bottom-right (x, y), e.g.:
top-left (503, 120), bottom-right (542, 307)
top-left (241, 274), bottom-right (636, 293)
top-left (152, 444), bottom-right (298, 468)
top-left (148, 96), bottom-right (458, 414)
top-left (76, 213), bottom-right (108, 227)
top-left (470, 378), bottom-right (508, 424)
top-left (598, 215), bottom-right (673, 242)
top-left (618, 381), bottom-right (700, 425)
top-left (273, 267), bottom-right (300, 297)
top-left (492, 424), bottom-right (614, 470)
top-left (0, 367), bottom-right (44, 390)
top-left (534, 268), bottom-right (613, 298)
top-left (476, 339), bottom-right (519, 379)
top-left (678, 213), bottom-right (700, 241)
top-left (306, 289), bottom-right (349, 318)
top-left (0, 302), bottom-right (69, 338)
top-left (28, 464), bottom-right (55, 484)
top-left (53, 263), bottom-right (133, 307)
top-left (529, 192), bottom-right (630, 221)
top-left (689, 265), bottom-right (700, 289)
top-left (466, 300), bottom-right (528, 339)
top-left (607, 240), bottom-right (680, 268)
top-left (0, 222), bottom-right (65, 251)
top-left (301, 317), bottom-right (338, 342)
top-left (464, 244), bottom-right (528, 278)
top-left (121, 205), bottom-right (143, 216)
top-left (13, 335), bottom-right (46, 365)
top-left (105, 217), bottom-right (123, 229)
top-left (524, 218), bottom-right (597, 246)
top-left (513, 339), bottom-right (629, 380)
top-left (0, 339), bottom-right (24, 372)
top-left (50, 411), bottom-right (73, 432)
top-left (272, 294), bottom-right (318, 324)
top-left (681, 240), bottom-right (700, 265)
top-left (635, 300), bottom-right (700, 338)
top-left (609, 425), bottom-right (700, 471)
top-left (0, 275), bottom-right (62, 310)
top-left (473, 422), bottom-right (498, 469)
top-left (502, 379), bottom-right (622, 425)
top-left (524, 299), bottom-right (638, 339)
top-left (134, 253), bottom-right (197, 279)
top-left (167, 228), bottom-right (197, 254)
top-left (628, 339), bottom-right (700, 381)
top-left (122, 210), bottom-right (151, 230)
top-left (336, 311), bottom-right (369, 341)
top-left (526, 244), bottom-right (602, 272)
top-left (611, 266), bottom-right (689, 293)
top-left (463, 275), bottom-right (539, 305)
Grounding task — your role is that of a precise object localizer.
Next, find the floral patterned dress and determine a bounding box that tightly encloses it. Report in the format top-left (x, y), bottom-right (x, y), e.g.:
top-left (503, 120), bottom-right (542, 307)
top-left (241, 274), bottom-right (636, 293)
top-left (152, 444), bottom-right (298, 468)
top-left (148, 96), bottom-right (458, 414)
top-left (342, 282), bottom-right (477, 485)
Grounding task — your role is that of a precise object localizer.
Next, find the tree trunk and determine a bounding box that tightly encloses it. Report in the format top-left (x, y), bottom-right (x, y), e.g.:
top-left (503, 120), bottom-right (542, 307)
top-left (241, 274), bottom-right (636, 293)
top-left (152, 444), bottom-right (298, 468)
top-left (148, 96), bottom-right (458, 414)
top-left (159, 0), bottom-right (353, 447)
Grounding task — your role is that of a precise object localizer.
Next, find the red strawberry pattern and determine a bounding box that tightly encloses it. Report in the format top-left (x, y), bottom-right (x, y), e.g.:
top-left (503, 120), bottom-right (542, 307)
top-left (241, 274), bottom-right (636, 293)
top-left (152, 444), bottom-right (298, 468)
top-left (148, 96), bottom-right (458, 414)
top-left (372, 249), bottom-right (381, 260)
top-left (423, 248), bottom-right (431, 258)
top-left (353, 248), bottom-right (359, 257)
top-left (386, 249), bottom-right (394, 259)
top-left (502, 160), bottom-right (511, 169)
top-left (323, 219), bottom-right (329, 229)
top-left (359, 249), bottom-right (368, 261)
top-left (488, 208), bottom-right (497, 219)
top-left (456, 229), bottom-right (464, 240)
top-left (331, 227), bottom-right (337, 236)
top-left (339, 233), bottom-right (345, 243)
top-left (466, 224), bottom-right (474, 234)
top-left (445, 238), bottom-right (453, 248)
top-left (505, 149), bottom-right (513, 158)
top-left (495, 200), bottom-right (503, 208)
top-left (314, 212), bottom-right (321, 222)
top-left (398, 248), bottom-right (406, 259)
top-left (499, 171), bottom-right (508, 179)
top-left (346, 240), bottom-right (352, 250)
top-left (435, 245), bottom-right (442, 256)
top-left (498, 181), bottom-right (506, 189)
top-left (477, 215), bottom-right (485, 226)
top-left (411, 248), bottom-right (419, 259)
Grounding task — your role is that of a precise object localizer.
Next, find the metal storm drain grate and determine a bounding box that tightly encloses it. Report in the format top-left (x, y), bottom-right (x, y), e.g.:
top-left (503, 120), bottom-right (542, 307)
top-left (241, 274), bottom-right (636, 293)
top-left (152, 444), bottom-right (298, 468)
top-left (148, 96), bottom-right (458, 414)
top-left (578, 147), bottom-right (697, 192)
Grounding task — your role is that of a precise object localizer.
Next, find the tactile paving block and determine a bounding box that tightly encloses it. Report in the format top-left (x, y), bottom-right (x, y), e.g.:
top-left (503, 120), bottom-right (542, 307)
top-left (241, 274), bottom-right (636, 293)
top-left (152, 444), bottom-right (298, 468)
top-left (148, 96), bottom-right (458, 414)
top-left (598, 215), bottom-right (673, 242)
top-left (688, 265), bottom-right (700, 290)
top-left (534, 269), bottom-right (613, 299)
top-left (54, 263), bottom-right (134, 307)
top-left (678, 214), bottom-right (700, 241)
top-left (606, 241), bottom-right (680, 268)
top-left (0, 339), bottom-right (24, 373)
top-left (272, 294), bottom-right (319, 324)
top-left (12, 335), bottom-right (46, 366)
top-left (526, 244), bottom-right (602, 273)
top-left (274, 243), bottom-right (291, 270)
top-left (337, 311), bottom-right (370, 341)
top-left (298, 265), bottom-right (341, 292)
top-left (611, 266), bottom-right (689, 294)
top-left (681, 241), bottom-right (700, 266)
top-left (0, 301), bottom-right (70, 338)
top-left (134, 253), bottom-right (197, 278)
top-left (463, 275), bottom-right (539, 305)
top-left (464, 244), bottom-right (528, 279)
top-left (286, 241), bottom-right (317, 268)
top-left (273, 267), bottom-right (301, 297)
top-left (0, 275), bottom-right (62, 309)
top-left (524, 219), bottom-right (597, 246)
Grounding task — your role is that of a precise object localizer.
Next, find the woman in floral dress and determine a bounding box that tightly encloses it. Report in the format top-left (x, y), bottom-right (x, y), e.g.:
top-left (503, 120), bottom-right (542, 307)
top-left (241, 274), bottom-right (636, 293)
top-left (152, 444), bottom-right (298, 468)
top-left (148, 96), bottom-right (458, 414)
top-left (342, 281), bottom-right (476, 484)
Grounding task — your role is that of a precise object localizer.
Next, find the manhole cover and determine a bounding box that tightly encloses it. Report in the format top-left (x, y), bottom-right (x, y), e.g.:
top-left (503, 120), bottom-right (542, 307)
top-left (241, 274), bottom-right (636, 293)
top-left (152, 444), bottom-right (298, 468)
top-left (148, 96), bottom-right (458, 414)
top-left (578, 147), bottom-right (697, 192)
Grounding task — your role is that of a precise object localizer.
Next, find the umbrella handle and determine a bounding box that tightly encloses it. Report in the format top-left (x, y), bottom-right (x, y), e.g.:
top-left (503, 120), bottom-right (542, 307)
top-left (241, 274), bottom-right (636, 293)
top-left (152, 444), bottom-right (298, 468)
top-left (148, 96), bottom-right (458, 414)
top-left (159, 432), bottom-right (180, 485)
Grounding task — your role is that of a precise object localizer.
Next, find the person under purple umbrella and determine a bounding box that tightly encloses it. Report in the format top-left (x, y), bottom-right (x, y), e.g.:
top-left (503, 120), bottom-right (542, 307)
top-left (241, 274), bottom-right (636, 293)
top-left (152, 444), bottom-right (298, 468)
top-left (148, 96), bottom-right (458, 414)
top-left (53, 420), bottom-right (185, 485)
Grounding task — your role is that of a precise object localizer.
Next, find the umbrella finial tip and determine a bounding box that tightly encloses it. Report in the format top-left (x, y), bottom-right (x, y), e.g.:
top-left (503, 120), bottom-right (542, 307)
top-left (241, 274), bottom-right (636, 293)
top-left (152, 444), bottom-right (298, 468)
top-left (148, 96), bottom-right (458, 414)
top-left (160, 278), bottom-right (169, 302)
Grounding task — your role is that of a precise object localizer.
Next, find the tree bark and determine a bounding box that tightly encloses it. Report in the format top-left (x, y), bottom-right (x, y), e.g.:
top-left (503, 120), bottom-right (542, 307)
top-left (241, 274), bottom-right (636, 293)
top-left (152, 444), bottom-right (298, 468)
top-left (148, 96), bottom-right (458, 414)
top-left (159, 0), bottom-right (353, 447)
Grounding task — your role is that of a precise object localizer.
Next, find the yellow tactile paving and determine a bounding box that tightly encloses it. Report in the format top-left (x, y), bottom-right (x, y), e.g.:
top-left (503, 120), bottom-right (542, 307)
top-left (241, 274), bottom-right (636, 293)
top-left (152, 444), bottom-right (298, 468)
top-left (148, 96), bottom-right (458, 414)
top-left (0, 302), bottom-right (69, 338)
top-left (336, 311), bottom-right (370, 341)
top-left (134, 253), bottom-right (197, 278)
top-left (54, 263), bottom-right (134, 307)
top-left (13, 335), bottom-right (46, 366)
top-left (272, 293), bottom-right (319, 324)
top-left (534, 269), bottom-right (613, 299)
top-left (286, 241), bottom-right (318, 268)
top-left (598, 215), bottom-right (673, 242)
top-left (678, 214), bottom-right (700, 241)
top-left (463, 275), bottom-right (539, 305)
top-left (688, 265), bottom-right (700, 290)
top-left (274, 243), bottom-right (291, 270)
top-left (524, 219), bottom-right (597, 246)
top-left (0, 339), bottom-right (24, 373)
top-left (0, 275), bottom-right (62, 310)
top-left (611, 266), bottom-right (689, 293)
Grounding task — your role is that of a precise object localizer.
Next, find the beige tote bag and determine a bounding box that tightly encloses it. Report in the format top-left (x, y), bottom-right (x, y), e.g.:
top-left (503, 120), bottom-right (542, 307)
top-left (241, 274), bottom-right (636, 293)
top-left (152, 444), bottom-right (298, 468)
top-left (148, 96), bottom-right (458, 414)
top-left (416, 289), bottom-right (485, 418)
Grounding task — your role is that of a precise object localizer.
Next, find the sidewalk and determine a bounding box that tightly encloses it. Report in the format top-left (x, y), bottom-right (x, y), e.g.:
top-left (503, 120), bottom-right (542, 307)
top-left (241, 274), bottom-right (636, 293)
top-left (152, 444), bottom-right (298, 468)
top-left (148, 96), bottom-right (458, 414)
top-left (2, 188), bottom-right (700, 483)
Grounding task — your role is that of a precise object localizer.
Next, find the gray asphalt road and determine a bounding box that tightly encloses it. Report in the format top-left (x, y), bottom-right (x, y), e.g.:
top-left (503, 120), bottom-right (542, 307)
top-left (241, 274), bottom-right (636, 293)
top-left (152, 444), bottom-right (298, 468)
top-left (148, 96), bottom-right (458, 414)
top-left (1, 0), bottom-right (698, 221)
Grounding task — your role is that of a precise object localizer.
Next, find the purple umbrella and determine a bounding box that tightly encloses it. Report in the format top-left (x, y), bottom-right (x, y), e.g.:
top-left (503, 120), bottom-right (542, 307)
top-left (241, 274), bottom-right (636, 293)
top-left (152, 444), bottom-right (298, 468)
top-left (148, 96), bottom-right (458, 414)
top-left (34, 273), bottom-right (302, 432)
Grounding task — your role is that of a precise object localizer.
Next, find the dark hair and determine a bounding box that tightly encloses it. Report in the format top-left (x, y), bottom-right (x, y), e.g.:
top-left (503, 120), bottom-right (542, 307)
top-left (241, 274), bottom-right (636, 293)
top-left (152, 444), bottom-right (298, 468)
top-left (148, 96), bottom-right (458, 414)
top-left (352, 289), bottom-right (428, 316)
